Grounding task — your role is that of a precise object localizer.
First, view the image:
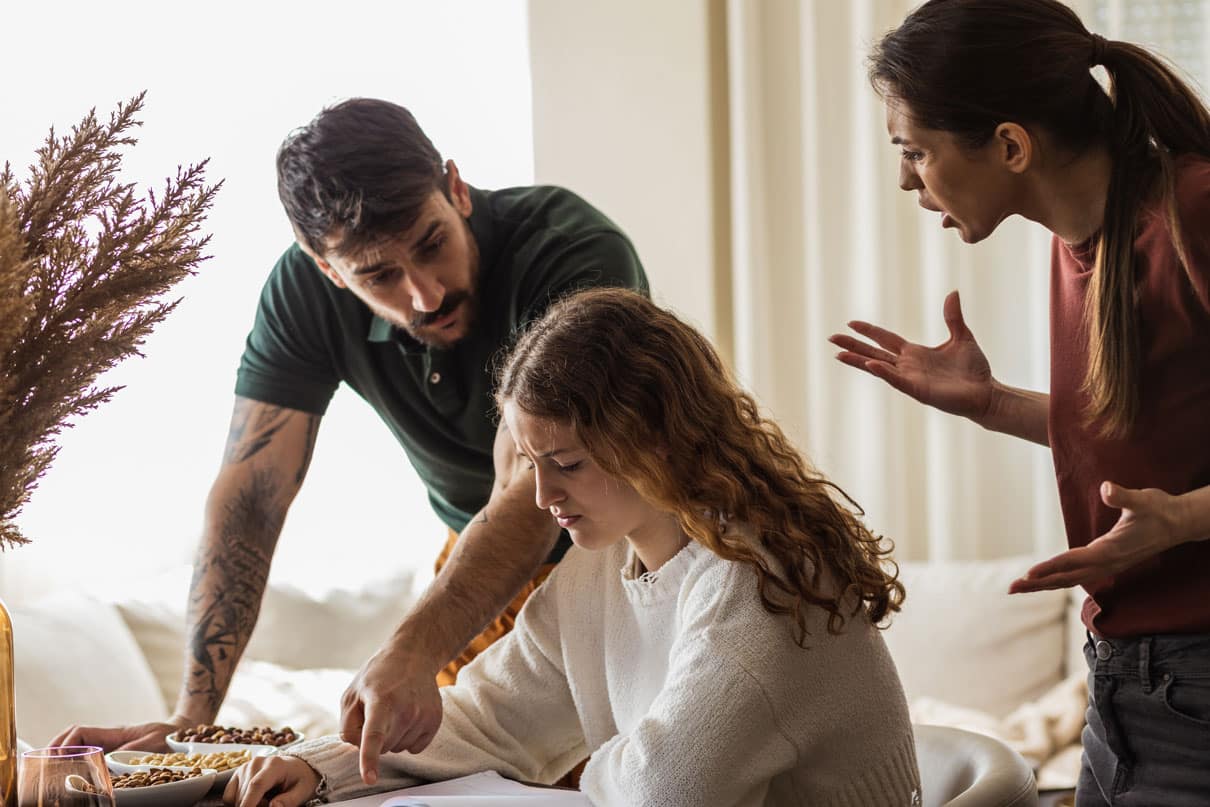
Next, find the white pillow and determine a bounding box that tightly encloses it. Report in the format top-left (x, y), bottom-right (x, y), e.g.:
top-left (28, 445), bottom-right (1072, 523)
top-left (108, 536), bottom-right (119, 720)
top-left (111, 564), bottom-right (422, 710)
top-left (245, 571), bottom-right (420, 671)
top-left (219, 660), bottom-right (352, 739)
top-left (884, 555), bottom-right (1069, 718)
top-left (11, 594), bottom-right (167, 746)
top-left (108, 565), bottom-right (191, 712)
top-left (1065, 585), bottom-right (1090, 679)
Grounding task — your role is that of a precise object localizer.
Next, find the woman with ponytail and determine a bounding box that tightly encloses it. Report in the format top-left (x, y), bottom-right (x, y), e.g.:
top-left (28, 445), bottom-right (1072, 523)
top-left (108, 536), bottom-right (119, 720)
top-left (832, 0), bottom-right (1210, 802)
top-left (226, 288), bottom-right (919, 807)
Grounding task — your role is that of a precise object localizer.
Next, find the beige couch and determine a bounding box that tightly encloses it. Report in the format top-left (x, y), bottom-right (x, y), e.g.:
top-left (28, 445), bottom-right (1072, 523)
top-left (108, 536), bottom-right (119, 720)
top-left (886, 555), bottom-right (1088, 791)
top-left (12, 564), bottom-right (425, 747)
top-left (13, 554), bottom-right (1086, 788)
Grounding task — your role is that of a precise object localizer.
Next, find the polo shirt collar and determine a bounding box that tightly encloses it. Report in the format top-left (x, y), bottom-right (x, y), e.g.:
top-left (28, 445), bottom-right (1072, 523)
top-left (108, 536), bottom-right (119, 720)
top-left (367, 315), bottom-right (395, 343)
top-left (365, 186), bottom-right (496, 348)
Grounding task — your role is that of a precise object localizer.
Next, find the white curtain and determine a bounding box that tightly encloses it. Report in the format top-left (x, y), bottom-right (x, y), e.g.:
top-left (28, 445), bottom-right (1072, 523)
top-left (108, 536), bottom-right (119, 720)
top-left (725, 0), bottom-right (1064, 562)
top-left (1088, 0), bottom-right (1210, 87)
top-left (526, 0), bottom-right (1210, 564)
top-left (724, 0), bottom-right (1210, 562)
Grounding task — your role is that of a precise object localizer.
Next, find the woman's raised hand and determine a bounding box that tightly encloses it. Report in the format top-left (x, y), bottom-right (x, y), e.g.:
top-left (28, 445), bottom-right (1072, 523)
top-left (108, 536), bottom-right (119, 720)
top-left (830, 290), bottom-right (995, 421)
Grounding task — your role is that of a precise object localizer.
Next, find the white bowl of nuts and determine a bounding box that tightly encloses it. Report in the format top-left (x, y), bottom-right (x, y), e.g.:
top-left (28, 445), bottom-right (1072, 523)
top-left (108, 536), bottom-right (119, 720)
top-left (165, 723), bottom-right (304, 755)
top-left (107, 747), bottom-right (271, 787)
top-left (109, 766), bottom-right (218, 806)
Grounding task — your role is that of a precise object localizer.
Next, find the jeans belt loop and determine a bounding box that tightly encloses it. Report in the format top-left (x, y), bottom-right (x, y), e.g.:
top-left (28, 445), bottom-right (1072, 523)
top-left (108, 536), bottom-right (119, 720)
top-left (1139, 636), bottom-right (1152, 693)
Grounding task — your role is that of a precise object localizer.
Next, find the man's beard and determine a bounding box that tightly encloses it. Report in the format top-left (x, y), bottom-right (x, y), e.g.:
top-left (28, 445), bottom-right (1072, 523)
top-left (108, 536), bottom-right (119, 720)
top-left (411, 289), bottom-right (477, 347)
top-left (385, 218), bottom-right (481, 348)
top-left (410, 289), bottom-right (472, 331)
top-left (375, 289), bottom-right (477, 348)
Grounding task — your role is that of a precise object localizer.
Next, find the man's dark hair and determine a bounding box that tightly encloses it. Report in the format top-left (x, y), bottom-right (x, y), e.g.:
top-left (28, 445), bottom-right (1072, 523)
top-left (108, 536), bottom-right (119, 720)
top-left (276, 98), bottom-right (446, 258)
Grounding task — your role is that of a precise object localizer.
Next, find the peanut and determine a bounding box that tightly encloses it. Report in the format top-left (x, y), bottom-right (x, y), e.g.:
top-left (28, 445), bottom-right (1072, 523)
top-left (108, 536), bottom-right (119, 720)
top-left (128, 749), bottom-right (251, 772)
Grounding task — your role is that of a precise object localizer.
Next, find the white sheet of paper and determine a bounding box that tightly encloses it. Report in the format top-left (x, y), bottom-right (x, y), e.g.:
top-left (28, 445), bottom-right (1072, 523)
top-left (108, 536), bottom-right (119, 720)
top-left (325, 771), bottom-right (591, 807)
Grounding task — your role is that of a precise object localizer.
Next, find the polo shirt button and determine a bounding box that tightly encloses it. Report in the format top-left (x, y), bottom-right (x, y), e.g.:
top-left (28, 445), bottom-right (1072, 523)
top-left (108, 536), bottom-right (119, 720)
top-left (1095, 640), bottom-right (1113, 661)
top-left (429, 371), bottom-right (442, 384)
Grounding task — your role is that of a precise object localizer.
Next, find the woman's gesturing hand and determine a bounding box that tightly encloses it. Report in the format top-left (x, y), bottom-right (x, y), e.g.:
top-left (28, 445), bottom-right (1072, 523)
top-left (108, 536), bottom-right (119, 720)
top-left (830, 290), bottom-right (996, 421)
top-left (1010, 482), bottom-right (1189, 593)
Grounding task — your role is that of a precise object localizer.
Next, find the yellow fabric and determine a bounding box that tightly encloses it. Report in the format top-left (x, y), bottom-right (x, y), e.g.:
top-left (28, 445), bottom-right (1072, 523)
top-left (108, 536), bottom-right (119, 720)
top-left (434, 529), bottom-right (555, 688)
top-left (433, 528), bottom-right (579, 786)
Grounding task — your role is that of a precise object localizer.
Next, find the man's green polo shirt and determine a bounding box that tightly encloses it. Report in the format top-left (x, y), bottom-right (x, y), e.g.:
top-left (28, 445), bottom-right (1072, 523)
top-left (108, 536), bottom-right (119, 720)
top-left (235, 185), bottom-right (649, 548)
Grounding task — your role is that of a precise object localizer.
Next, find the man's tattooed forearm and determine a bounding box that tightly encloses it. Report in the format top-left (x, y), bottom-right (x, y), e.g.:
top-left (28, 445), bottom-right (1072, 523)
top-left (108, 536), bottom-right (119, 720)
top-left (296, 414), bottom-right (319, 485)
top-left (185, 469), bottom-right (285, 711)
top-left (224, 402), bottom-right (294, 464)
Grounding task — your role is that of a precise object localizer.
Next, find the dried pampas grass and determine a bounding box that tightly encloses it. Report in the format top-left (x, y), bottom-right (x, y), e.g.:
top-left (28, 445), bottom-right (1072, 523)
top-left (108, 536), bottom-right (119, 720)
top-left (0, 92), bottom-right (220, 549)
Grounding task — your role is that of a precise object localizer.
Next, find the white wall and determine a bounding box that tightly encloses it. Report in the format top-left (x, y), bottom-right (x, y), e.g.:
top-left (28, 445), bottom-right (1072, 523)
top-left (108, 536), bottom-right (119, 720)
top-left (527, 0), bottom-right (1066, 561)
top-left (527, 0), bottom-right (728, 346)
top-left (2, 0), bottom-right (535, 604)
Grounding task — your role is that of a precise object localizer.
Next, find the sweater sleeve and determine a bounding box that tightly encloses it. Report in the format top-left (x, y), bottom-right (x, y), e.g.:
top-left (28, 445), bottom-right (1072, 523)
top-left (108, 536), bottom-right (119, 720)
top-left (292, 575), bottom-right (588, 801)
top-left (581, 634), bottom-right (796, 807)
top-left (581, 559), bottom-right (919, 807)
top-left (579, 562), bottom-right (801, 807)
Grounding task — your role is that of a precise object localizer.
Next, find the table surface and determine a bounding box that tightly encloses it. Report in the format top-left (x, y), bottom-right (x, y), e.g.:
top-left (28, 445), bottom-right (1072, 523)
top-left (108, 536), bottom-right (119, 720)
top-left (192, 780), bottom-right (1075, 806)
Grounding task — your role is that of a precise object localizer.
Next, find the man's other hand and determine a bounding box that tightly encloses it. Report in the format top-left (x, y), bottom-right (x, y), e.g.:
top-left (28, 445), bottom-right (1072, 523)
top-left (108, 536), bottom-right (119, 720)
top-left (49, 716), bottom-right (193, 753)
top-left (339, 645), bottom-right (443, 785)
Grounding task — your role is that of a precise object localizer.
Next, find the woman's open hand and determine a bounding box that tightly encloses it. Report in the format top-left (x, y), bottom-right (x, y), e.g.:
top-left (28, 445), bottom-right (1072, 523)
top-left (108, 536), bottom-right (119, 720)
top-left (830, 290), bottom-right (995, 421)
top-left (1010, 482), bottom-right (1187, 593)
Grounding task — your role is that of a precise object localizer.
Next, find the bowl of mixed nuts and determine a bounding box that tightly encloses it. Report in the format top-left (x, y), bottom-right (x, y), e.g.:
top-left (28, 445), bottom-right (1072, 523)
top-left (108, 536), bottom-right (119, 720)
top-left (107, 747), bottom-right (271, 787)
top-left (165, 723), bottom-right (304, 754)
top-left (109, 766), bottom-right (217, 806)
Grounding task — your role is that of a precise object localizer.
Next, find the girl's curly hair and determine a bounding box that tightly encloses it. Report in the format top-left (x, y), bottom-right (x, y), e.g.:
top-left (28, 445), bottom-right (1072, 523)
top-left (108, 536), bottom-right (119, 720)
top-left (496, 288), bottom-right (904, 642)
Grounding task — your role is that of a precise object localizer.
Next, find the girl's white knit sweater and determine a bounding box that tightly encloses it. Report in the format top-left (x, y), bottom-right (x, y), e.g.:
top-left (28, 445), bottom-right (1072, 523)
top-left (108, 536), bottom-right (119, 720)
top-left (292, 540), bottom-right (921, 806)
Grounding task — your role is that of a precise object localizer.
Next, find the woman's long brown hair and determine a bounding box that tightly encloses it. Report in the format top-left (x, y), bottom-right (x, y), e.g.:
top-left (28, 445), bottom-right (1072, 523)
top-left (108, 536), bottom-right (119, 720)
top-left (496, 288), bottom-right (904, 643)
top-left (870, 0), bottom-right (1210, 437)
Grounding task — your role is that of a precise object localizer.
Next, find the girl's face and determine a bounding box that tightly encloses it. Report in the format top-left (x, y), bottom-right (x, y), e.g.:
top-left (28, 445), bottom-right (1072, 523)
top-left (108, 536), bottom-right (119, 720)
top-left (503, 402), bottom-right (676, 556)
top-left (886, 98), bottom-right (1022, 244)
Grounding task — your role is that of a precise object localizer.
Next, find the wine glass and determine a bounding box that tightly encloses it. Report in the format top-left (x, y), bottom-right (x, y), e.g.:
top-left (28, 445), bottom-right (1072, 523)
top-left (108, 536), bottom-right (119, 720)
top-left (18, 746), bottom-right (114, 807)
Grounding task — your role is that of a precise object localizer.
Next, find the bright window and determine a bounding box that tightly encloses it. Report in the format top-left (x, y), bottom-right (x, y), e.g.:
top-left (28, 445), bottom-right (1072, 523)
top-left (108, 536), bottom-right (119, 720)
top-left (1093, 0), bottom-right (1210, 90)
top-left (2, 1), bottom-right (534, 603)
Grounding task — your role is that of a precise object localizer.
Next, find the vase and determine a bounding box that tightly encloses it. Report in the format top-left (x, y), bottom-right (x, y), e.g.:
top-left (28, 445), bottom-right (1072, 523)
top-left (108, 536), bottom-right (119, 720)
top-left (0, 598), bottom-right (14, 807)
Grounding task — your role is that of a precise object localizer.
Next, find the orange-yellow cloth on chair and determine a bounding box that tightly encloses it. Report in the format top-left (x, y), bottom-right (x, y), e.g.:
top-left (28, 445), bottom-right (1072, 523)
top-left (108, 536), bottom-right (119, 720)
top-left (434, 528), bottom-right (555, 686)
top-left (433, 528), bottom-right (581, 785)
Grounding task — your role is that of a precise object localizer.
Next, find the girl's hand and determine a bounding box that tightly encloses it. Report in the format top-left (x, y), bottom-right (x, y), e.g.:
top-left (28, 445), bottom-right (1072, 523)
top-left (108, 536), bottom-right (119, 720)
top-left (223, 754), bottom-right (322, 807)
top-left (1009, 482), bottom-right (1185, 593)
top-left (830, 290), bottom-right (996, 421)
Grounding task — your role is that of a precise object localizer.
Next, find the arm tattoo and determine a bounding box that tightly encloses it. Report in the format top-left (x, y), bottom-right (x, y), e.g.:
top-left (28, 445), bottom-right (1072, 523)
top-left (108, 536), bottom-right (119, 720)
top-left (185, 469), bottom-right (285, 713)
top-left (223, 402), bottom-right (295, 465)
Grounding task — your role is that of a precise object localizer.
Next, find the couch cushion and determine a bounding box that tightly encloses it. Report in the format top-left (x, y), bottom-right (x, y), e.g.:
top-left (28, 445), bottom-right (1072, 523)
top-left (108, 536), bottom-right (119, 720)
top-left (111, 565), bottom-right (422, 710)
top-left (244, 574), bottom-right (420, 672)
top-left (217, 659), bottom-right (351, 739)
top-left (108, 565), bottom-right (192, 712)
top-left (1065, 585), bottom-right (1089, 678)
top-left (11, 594), bottom-right (167, 746)
top-left (885, 555), bottom-right (1069, 718)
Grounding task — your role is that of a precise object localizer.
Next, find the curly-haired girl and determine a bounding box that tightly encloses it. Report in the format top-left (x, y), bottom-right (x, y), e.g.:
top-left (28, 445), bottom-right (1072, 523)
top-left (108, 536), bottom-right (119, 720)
top-left (228, 288), bottom-right (918, 806)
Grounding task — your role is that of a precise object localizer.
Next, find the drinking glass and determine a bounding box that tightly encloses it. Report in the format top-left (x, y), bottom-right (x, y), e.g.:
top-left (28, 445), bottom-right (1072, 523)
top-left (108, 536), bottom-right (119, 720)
top-left (18, 746), bottom-right (113, 807)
